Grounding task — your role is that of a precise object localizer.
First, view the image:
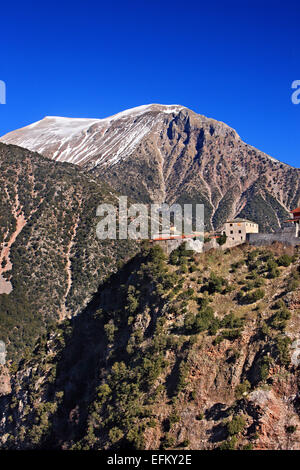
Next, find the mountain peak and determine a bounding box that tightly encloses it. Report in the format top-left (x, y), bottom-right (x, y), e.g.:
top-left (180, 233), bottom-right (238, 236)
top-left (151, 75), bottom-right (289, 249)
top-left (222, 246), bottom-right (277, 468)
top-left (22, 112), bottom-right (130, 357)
top-left (0, 104), bottom-right (298, 233)
top-left (40, 103), bottom-right (186, 124)
top-left (0, 103), bottom-right (239, 165)
top-left (0, 104), bottom-right (189, 165)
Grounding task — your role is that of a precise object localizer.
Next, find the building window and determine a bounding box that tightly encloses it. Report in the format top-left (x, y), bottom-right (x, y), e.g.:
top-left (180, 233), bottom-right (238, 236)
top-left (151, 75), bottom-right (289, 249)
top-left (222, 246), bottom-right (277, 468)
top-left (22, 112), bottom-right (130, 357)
top-left (238, 230), bottom-right (241, 233)
top-left (230, 223), bottom-right (233, 227)
top-left (230, 230), bottom-right (233, 234)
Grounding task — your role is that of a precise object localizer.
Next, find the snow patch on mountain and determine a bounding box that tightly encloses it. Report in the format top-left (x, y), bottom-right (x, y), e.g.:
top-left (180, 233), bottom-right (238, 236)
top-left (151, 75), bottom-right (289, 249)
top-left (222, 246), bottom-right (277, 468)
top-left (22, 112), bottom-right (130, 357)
top-left (0, 104), bottom-right (186, 167)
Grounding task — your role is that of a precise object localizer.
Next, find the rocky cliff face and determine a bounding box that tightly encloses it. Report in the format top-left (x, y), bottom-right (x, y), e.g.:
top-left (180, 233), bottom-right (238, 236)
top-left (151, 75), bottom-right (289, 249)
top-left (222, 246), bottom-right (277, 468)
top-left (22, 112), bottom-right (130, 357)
top-left (1, 243), bottom-right (299, 450)
top-left (1, 104), bottom-right (299, 232)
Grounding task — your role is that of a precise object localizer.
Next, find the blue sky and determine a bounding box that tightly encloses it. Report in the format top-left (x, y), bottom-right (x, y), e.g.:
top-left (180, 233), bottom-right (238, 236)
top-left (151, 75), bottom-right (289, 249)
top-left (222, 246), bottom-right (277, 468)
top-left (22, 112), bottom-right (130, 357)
top-left (0, 0), bottom-right (299, 167)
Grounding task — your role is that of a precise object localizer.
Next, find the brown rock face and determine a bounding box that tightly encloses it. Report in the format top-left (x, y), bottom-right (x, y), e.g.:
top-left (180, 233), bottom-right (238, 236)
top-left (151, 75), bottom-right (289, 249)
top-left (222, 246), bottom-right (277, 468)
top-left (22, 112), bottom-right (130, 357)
top-left (247, 373), bottom-right (300, 450)
top-left (0, 244), bottom-right (299, 451)
top-left (1, 104), bottom-right (299, 231)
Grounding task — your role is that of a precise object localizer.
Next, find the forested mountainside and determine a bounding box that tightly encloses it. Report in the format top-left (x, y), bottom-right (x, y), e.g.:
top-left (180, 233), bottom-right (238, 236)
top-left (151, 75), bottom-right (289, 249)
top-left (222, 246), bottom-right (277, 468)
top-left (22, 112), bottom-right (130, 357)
top-left (1, 243), bottom-right (299, 450)
top-left (0, 143), bottom-right (137, 359)
top-left (1, 104), bottom-right (300, 232)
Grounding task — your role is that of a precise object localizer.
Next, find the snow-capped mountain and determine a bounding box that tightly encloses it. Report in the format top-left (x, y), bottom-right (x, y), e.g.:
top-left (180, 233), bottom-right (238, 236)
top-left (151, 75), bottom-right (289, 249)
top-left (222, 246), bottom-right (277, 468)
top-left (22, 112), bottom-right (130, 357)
top-left (0, 104), bottom-right (186, 166)
top-left (1, 104), bottom-right (299, 231)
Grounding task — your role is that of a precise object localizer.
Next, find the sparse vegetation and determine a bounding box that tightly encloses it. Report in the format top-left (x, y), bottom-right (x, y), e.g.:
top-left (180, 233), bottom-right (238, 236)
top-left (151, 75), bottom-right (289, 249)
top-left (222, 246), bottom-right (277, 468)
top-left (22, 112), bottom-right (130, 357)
top-left (0, 219), bottom-right (298, 451)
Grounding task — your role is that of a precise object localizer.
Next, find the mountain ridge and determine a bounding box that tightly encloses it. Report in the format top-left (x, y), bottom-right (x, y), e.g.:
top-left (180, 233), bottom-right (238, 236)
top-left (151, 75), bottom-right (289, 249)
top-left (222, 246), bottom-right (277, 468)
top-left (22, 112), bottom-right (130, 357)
top-left (1, 104), bottom-right (299, 232)
top-left (1, 104), bottom-right (291, 167)
top-left (0, 142), bottom-right (138, 359)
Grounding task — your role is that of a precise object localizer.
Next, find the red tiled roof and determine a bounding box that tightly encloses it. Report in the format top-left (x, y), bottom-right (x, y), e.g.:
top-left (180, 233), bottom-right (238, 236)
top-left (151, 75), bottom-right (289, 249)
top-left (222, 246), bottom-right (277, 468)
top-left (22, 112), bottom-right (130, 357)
top-left (151, 232), bottom-right (203, 241)
top-left (291, 207), bottom-right (300, 213)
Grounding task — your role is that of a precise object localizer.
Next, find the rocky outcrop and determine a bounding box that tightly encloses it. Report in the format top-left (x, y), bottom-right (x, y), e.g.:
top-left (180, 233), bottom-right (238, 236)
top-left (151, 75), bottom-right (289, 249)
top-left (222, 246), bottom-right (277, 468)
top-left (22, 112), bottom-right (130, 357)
top-left (0, 244), bottom-right (299, 450)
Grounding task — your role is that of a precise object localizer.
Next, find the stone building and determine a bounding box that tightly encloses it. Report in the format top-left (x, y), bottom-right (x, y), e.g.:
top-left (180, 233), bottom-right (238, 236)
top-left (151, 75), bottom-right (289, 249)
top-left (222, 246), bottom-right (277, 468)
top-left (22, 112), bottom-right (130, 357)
top-left (223, 218), bottom-right (259, 247)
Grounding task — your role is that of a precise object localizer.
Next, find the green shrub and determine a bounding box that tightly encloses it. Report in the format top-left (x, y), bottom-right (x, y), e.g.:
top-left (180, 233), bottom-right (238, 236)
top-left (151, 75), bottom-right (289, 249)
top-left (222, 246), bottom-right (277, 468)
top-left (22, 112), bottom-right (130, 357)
top-left (247, 250), bottom-right (259, 262)
top-left (181, 439), bottom-right (190, 447)
top-left (219, 436), bottom-right (238, 450)
top-left (232, 260), bottom-right (246, 270)
top-left (221, 313), bottom-right (244, 329)
top-left (104, 321), bottom-right (116, 342)
top-left (208, 319), bottom-right (220, 336)
top-left (227, 415), bottom-right (246, 436)
top-left (109, 427), bottom-right (124, 444)
top-left (266, 259), bottom-right (278, 271)
top-left (272, 299), bottom-right (286, 310)
top-left (277, 254), bottom-right (293, 267)
top-left (97, 383), bottom-right (111, 403)
top-left (217, 233), bottom-right (227, 246)
top-left (161, 434), bottom-right (175, 449)
top-left (274, 335), bottom-right (291, 366)
top-left (268, 267), bottom-right (280, 279)
top-left (243, 443), bottom-right (253, 450)
top-left (169, 411), bottom-right (180, 425)
top-left (126, 426), bottom-right (145, 450)
top-left (286, 425), bottom-right (297, 434)
top-left (148, 245), bottom-right (167, 262)
top-left (205, 273), bottom-right (226, 295)
top-left (243, 289), bottom-right (265, 304)
top-left (235, 380), bottom-right (251, 399)
top-left (221, 328), bottom-right (242, 341)
top-left (258, 355), bottom-right (272, 382)
top-left (177, 288), bottom-right (195, 300)
top-left (269, 308), bottom-right (291, 331)
top-left (261, 321), bottom-right (271, 337)
top-left (184, 305), bottom-right (216, 334)
top-left (148, 418), bottom-right (157, 428)
top-left (176, 361), bottom-right (189, 394)
top-left (194, 308), bottom-right (215, 332)
top-left (287, 279), bottom-right (299, 292)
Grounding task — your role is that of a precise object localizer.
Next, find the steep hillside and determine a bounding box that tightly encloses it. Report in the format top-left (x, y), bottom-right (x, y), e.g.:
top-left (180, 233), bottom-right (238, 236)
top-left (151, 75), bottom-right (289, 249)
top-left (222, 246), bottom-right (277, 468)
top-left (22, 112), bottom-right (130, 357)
top-left (1, 243), bottom-right (299, 450)
top-left (1, 104), bottom-right (299, 232)
top-left (0, 143), bottom-right (137, 359)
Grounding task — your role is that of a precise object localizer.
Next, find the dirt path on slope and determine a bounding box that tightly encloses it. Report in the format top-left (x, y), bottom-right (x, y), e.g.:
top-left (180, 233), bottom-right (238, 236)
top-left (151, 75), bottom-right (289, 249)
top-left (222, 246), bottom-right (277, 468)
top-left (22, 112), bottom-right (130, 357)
top-left (60, 205), bottom-right (81, 319)
top-left (0, 196), bottom-right (26, 294)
